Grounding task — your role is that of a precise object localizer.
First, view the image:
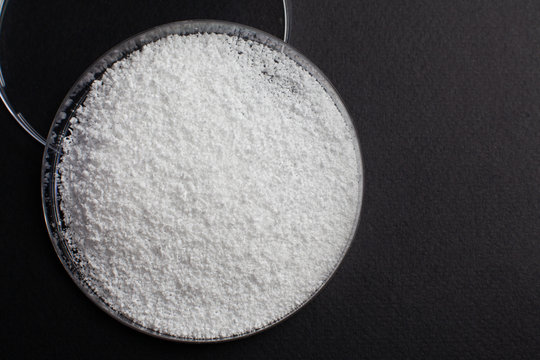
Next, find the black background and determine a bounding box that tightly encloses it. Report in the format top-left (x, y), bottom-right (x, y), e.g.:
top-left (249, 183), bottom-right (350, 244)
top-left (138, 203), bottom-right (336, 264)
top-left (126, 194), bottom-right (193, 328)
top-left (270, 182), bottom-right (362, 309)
top-left (1, 0), bottom-right (539, 359)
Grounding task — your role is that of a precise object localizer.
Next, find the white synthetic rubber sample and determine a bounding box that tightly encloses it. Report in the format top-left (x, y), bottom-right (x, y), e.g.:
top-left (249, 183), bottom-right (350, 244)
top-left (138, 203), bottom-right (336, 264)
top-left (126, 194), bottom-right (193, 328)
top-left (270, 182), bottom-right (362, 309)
top-left (59, 33), bottom-right (361, 339)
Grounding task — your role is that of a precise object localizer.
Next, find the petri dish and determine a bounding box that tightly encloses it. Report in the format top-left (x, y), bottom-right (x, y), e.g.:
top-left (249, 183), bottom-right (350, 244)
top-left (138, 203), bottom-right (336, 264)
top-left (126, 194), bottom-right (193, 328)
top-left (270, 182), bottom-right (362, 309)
top-left (3, 0), bottom-right (364, 343)
top-left (0, 0), bottom-right (291, 143)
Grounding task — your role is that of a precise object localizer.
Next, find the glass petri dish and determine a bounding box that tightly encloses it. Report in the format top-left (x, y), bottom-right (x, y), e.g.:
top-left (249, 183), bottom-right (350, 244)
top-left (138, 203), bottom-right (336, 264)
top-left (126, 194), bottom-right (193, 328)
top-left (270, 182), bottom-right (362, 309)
top-left (0, 0), bottom-right (291, 144)
top-left (41, 20), bottom-right (364, 342)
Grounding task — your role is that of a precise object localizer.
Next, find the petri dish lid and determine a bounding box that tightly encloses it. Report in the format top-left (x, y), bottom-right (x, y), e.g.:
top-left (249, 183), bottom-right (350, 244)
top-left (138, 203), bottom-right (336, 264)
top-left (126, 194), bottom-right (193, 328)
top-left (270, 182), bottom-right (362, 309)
top-left (0, 0), bottom-right (292, 145)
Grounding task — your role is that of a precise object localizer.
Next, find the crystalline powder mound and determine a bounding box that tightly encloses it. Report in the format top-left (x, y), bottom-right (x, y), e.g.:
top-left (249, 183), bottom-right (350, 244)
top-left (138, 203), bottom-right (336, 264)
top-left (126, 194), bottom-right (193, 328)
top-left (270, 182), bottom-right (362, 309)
top-left (58, 33), bottom-right (361, 339)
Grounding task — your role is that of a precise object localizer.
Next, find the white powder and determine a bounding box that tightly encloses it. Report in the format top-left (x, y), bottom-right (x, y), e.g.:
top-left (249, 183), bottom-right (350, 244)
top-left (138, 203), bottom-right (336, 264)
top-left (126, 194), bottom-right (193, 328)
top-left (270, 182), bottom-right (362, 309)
top-left (58, 33), bottom-right (361, 340)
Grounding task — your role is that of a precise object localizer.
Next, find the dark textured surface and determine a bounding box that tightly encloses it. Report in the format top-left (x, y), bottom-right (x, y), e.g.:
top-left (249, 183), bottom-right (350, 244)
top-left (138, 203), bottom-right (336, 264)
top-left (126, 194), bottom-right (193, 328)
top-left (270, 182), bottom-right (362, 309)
top-left (1, 0), bottom-right (539, 359)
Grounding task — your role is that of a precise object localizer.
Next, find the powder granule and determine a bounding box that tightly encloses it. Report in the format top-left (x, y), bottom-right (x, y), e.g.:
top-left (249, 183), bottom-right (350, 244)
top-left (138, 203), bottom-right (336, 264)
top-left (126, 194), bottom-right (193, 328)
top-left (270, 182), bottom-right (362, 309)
top-left (58, 33), bottom-right (361, 339)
